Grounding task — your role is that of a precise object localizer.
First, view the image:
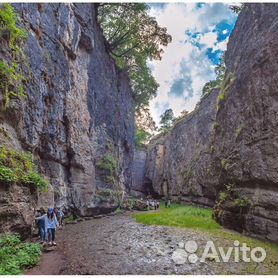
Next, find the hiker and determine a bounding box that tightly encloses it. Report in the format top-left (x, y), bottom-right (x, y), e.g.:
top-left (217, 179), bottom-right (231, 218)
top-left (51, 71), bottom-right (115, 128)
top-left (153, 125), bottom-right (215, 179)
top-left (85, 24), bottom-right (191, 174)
top-left (146, 199), bottom-right (150, 210)
top-left (46, 208), bottom-right (59, 245)
top-left (155, 200), bottom-right (159, 210)
top-left (35, 207), bottom-right (46, 244)
top-left (35, 208), bottom-right (59, 246)
top-left (167, 199), bottom-right (171, 208)
top-left (54, 207), bottom-right (64, 227)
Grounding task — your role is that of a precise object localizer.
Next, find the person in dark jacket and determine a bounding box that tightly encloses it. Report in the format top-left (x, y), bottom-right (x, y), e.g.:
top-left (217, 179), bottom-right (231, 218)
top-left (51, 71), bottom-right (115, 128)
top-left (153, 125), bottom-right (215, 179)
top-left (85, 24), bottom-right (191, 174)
top-left (36, 207), bottom-right (46, 244)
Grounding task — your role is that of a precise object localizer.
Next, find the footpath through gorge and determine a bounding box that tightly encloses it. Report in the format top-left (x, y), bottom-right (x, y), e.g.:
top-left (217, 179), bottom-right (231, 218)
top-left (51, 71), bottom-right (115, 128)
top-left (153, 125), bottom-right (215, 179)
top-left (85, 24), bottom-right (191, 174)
top-left (26, 210), bottom-right (277, 275)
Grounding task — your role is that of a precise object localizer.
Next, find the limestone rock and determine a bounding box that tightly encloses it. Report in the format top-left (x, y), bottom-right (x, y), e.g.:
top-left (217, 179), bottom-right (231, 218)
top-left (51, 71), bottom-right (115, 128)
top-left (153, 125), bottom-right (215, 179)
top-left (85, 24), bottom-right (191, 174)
top-left (0, 3), bottom-right (135, 236)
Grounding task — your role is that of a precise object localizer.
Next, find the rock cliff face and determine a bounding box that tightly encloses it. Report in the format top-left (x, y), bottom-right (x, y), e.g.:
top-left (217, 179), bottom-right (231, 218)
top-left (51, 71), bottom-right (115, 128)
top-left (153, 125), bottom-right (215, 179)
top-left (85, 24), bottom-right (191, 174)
top-left (0, 2), bottom-right (135, 236)
top-left (145, 89), bottom-right (220, 206)
top-left (131, 149), bottom-right (148, 197)
top-left (145, 4), bottom-right (278, 242)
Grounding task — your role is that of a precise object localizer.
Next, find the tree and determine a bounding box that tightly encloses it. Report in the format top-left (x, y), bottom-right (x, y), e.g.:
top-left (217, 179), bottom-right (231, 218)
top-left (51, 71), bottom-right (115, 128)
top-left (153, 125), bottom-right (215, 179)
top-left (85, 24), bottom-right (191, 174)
top-left (135, 127), bottom-right (151, 149)
top-left (159, 108), bottom-right (175, 131)
top-left (97, 3), bottom-right (172, 110)
top-left (173, 109), bottom-right (189, 124)
top-left (135, 106), bottom-right (157, 135)
top-left (202, 54), bottom-right (226, 96)
top-left (229, 4), bottom-right (243, 14)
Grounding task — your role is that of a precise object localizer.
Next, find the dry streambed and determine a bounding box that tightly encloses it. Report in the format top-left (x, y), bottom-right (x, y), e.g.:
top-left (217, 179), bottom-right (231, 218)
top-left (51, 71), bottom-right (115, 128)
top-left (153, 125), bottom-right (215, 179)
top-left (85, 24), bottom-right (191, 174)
top-left (27, 213), bottom-right (277, 275)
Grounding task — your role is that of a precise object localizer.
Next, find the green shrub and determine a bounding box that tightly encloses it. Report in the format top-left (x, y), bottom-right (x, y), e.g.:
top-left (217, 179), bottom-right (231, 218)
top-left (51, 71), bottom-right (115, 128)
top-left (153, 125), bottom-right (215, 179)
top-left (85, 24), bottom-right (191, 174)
top-left (0, 3), bottom-right (27, 50)
top-left (0, 233), bottom-right (41, 275)
top-left (96, 154), bottom-right (118, 174)
top-left (0, 61), bottom-right (26, 107)
top-left (96, 154), bottom-right (119, 186)
top-left (22, 172), bottom-right (48, 192)
top-left (233, 196), bottom-right (253, 208)
top-left (135, 127), bottom-right (151, 149)
top-left (0, 166), bottom-right (16, 183)
top-left (0, 4), bottom-right (28, 107)
top-left (0, 145), bottom-right (48, 191)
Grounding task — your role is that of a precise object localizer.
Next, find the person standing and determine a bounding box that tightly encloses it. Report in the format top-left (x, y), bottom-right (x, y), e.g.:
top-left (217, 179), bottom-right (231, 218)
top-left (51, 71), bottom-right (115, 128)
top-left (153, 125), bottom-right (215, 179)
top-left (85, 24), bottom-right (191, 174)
top-left (35, 207), bottom-right (46, 244)
top-left (46, 208), bottom-right (59, 245)
top-left (35, 208), bottom-right (59, 246)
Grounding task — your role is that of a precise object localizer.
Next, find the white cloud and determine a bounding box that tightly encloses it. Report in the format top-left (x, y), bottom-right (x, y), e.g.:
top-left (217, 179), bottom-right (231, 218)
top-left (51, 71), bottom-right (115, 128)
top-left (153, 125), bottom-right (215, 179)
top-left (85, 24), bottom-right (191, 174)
top-left (148, 3), bottom-right (237, 126)
top-left (199, 32), bottom-right (218, 48)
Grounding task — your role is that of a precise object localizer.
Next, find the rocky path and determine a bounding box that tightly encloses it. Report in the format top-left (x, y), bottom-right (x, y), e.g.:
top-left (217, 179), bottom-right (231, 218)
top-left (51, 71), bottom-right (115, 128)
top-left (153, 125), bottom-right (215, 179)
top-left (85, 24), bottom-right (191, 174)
top-left (26, 212), bottom-right (271, 275)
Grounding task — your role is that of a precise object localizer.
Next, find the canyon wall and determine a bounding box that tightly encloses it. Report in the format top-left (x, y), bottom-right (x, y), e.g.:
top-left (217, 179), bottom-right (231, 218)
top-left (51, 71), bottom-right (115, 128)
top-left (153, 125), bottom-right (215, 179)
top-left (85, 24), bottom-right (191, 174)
top-left (145, 4), bottom-right (278, 242)
top-left (0, 3), bottom-right (135, 235)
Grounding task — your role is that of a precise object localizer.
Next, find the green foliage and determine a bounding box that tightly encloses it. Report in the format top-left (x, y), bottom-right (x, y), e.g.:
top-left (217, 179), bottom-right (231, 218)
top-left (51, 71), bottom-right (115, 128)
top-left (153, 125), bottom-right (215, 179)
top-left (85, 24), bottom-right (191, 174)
top-left (0, 166), bottom-right (16, 183)
top-left (64, 214), bottom-right (79, 224)
top-left (98, 188), bottom-right (123, 205)
top-left (133, 203), bottom-right (221, 230)
top-left (0, 145), bottom-right (48, 191)
top-left (0, 3), bottom-right (27, 51)
top-left (217, 91), bottom-right (226, 103)
top-left (233, 196), bottom-right (253, 208)
top-left (96, 155), bottom-right (118, 174)
top-left (0, 233), bottom-right (41, 275)
top-left (229, 4), bottom-right (242, 14)
top-left (96, 154), bottom-right (119, 186)
top-left (159, 108), bottom-right (175, 132)
top-left (235, 123), bottom-right (245, 138)
top-left (135, 127), bottom-right (151, 149)
top-left (202, 55), bottom-right (225, 96)
top-left (97, 3), bottom-right (171, 110)
top-left (217, 72), bottom-right (236, 109)
top-left (22, 171), bottom-right (48, 192)
top-left (0, 61), bottom-right (26, 107)
top-left (0, 4), bottom-right (27, 107)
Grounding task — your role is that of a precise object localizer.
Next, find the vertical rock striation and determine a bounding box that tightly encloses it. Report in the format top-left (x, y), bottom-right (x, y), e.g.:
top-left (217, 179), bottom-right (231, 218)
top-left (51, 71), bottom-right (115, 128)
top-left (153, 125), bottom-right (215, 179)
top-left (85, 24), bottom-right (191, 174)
top-left (145, 4), bottom-right (278, 242)
top-left (0, 2), bottom-right (135, 236)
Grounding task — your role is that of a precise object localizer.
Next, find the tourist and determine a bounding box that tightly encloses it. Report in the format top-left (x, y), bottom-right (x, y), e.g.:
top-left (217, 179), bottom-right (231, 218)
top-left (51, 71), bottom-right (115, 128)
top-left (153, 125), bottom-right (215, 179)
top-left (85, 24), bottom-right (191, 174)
top-left (35, 207), bottom-right (46, 244)
top-left (54, 207), bottom-right (65, 227)
top-left (146, 199), bottom-right (150, 210)
top-left (35, 208), bottom-right (59, 246)
top-left (46, 208), bottom-right (59, 245)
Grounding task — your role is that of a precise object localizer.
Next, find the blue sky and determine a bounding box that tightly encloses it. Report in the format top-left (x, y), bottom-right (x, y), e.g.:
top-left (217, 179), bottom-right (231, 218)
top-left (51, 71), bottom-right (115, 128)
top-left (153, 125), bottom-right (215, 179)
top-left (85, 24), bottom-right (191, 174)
top-left (148, 3), bottom-right (237, 125)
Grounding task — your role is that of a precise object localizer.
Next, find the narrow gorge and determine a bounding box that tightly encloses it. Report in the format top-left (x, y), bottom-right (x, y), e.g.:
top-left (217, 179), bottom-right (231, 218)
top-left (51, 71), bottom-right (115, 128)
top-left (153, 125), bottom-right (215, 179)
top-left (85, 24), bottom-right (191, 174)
top-left (0, 2), bottom-right (277, 255)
